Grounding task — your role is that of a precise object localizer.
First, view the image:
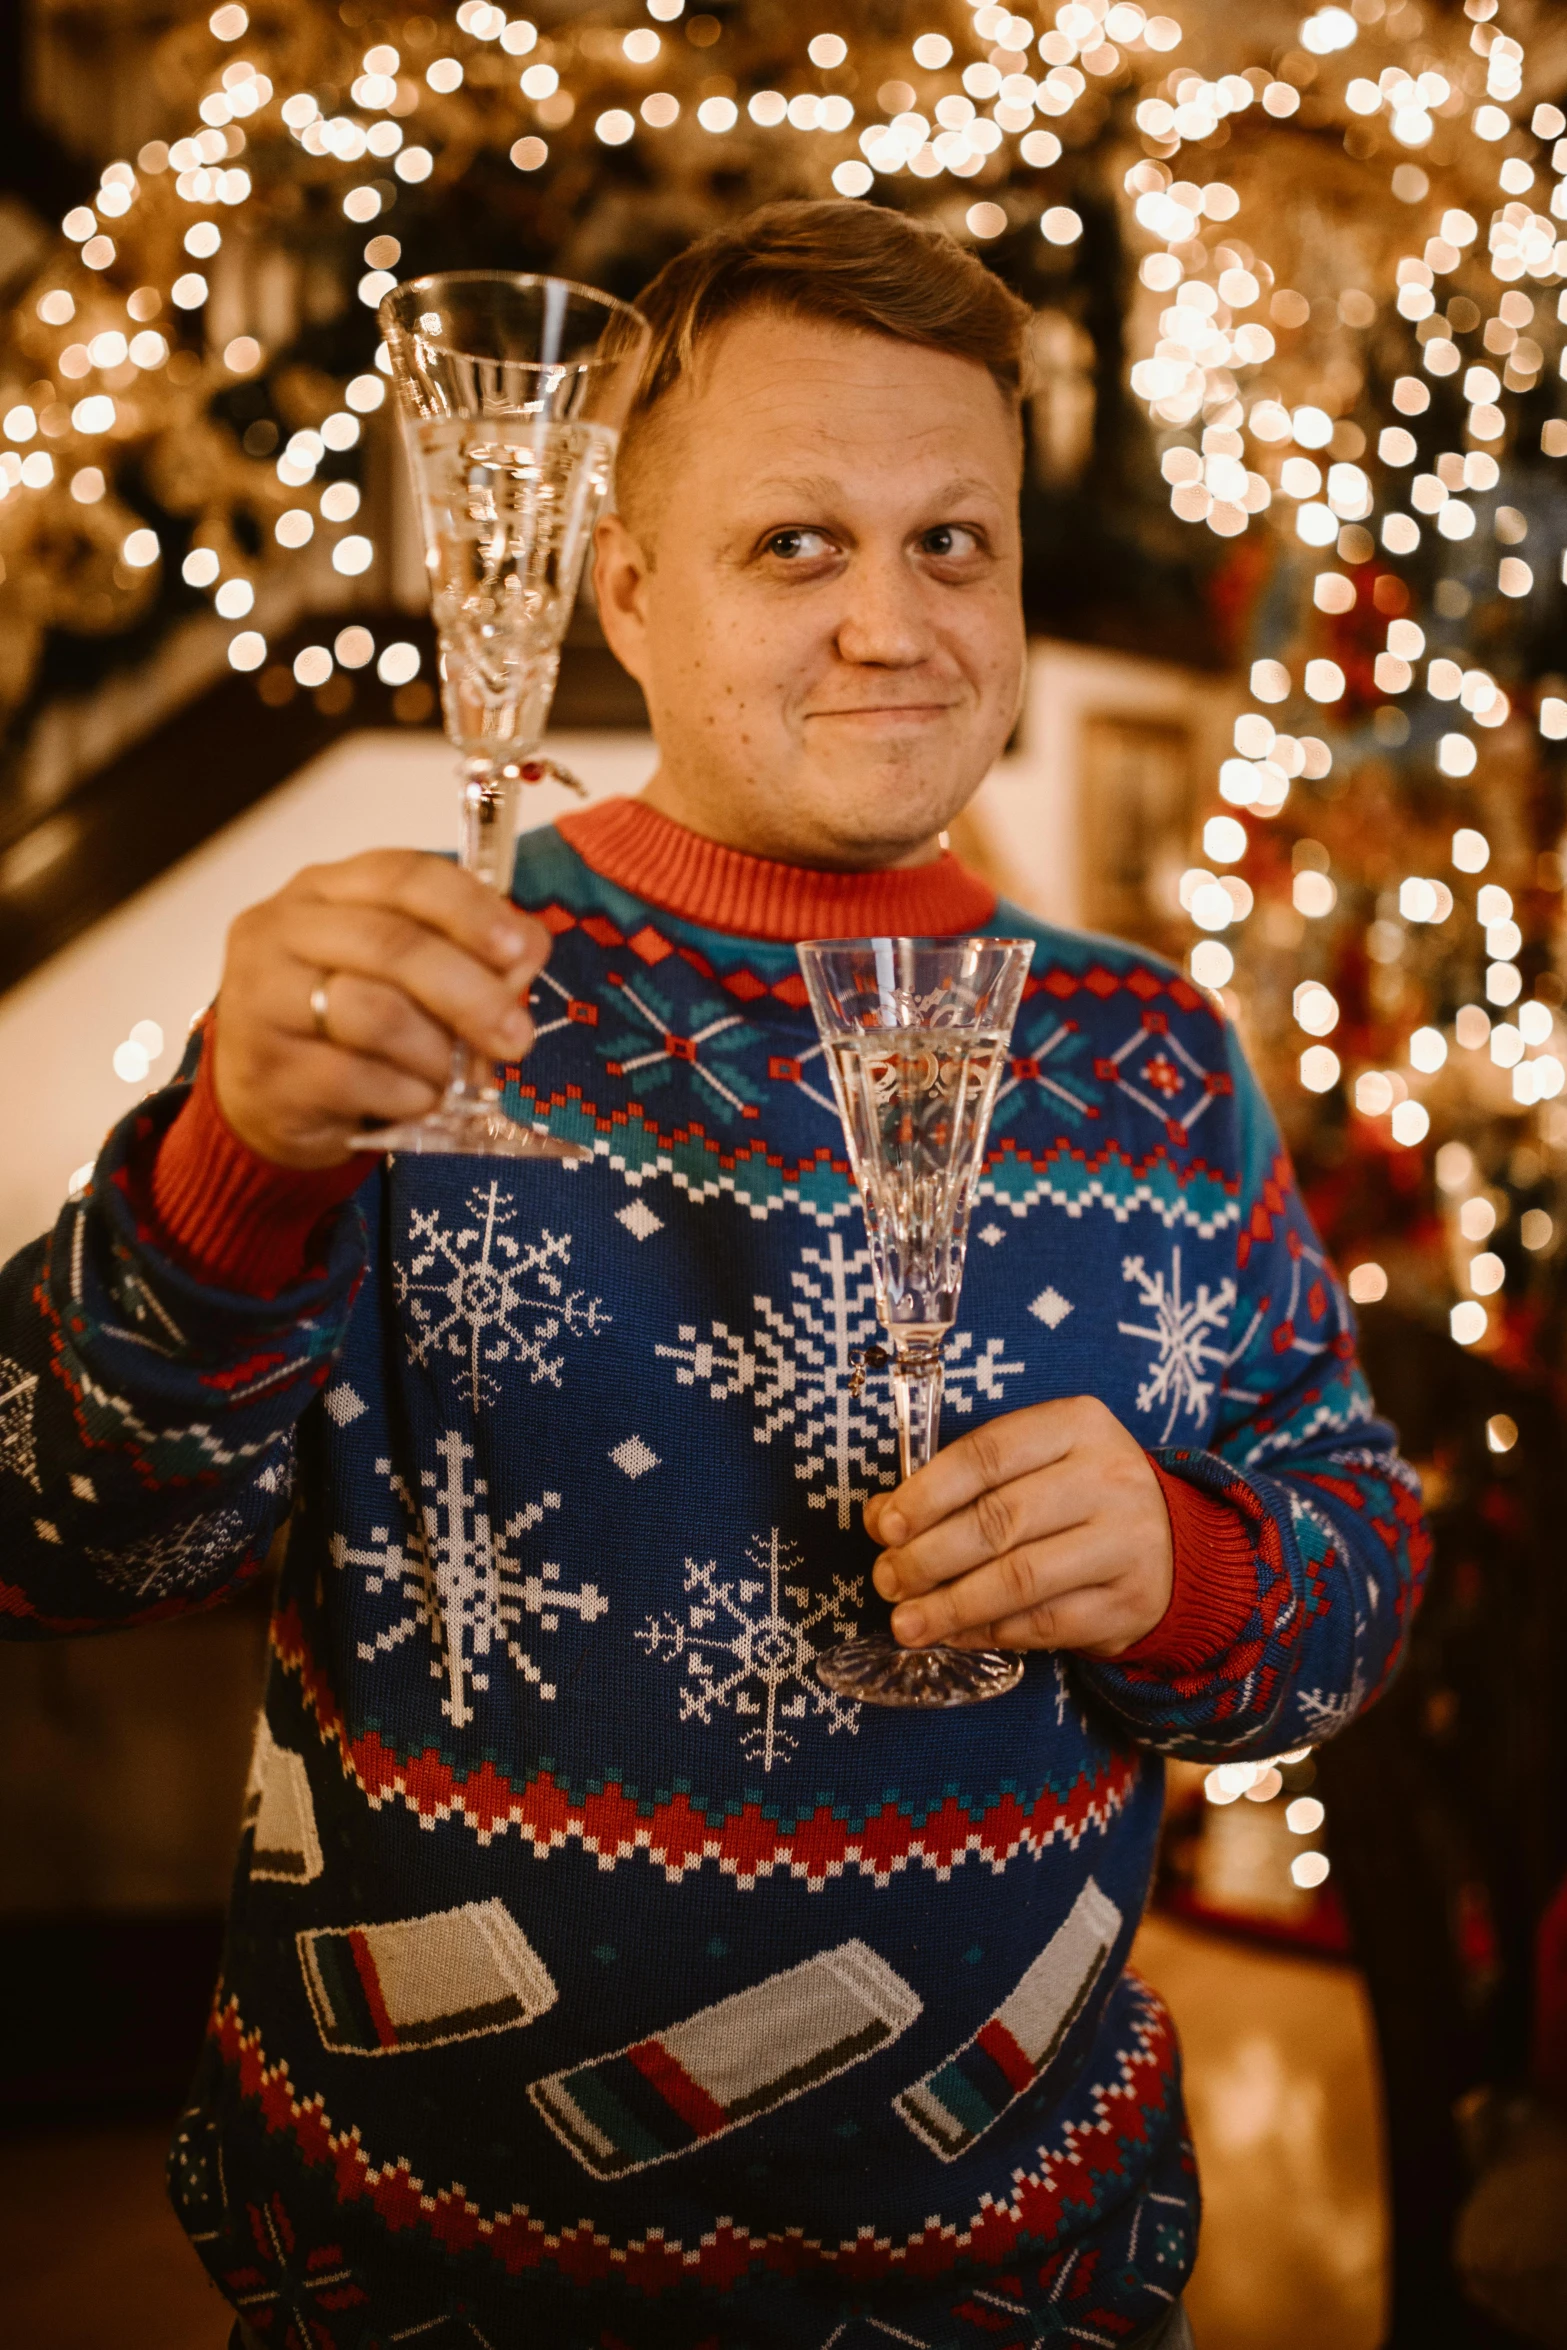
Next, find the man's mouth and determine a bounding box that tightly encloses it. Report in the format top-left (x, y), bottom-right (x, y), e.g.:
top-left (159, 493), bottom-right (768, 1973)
top-left (804, 701), bottom-right (957, 721)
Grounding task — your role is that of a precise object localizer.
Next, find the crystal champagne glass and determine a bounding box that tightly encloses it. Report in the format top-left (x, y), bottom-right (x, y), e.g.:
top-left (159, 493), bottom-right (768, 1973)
top-left (799, 937), bottom-right (1034, 1707)
top-left (356, 271), bottom-right (650, 1157)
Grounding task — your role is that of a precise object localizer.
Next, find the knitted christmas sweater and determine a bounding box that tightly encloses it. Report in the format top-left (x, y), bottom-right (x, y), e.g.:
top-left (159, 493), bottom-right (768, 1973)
top-left (0, 797), bottom-right (1428, 2350)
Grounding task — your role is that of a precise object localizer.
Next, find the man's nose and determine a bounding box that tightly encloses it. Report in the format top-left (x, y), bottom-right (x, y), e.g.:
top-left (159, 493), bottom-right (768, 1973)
top-left (833, 548), bottom-right (936, 669)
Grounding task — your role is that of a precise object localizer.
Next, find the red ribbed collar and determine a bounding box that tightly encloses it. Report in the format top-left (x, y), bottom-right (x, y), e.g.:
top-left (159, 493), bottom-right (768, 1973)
top-left (555, 796), bottom-right (997, 942)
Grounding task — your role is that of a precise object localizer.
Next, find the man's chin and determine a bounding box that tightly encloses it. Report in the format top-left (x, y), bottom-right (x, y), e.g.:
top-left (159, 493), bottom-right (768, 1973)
top-left (779, 755), bottom-right (977, 870)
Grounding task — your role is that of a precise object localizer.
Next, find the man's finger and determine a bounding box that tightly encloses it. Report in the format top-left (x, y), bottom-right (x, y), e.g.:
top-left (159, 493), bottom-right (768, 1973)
top-left (227, 1038), bottom-right (444, 1143)
top-left (285, 969), bottom-right (457, 1088)
top-left (887, 1525), bottom-right (1109, 1648)
top-left (863, 1397), bottom-right (1085, 1548)
top-left (267, 905), bottom-right (535, 1060)
top-left (940, 1586), bottom-right (1124, 1654)
top-left (291, 849), bottom-right (549, 976)
top-left (872, 1456), bottom-right (1101, 1602)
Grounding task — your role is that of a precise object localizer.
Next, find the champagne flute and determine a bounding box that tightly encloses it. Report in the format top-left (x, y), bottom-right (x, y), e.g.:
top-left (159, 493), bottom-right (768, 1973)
top-left (798, 937), bottom-right (1034, 1707)
top-left (356, 271), bottom-right (650, 1158)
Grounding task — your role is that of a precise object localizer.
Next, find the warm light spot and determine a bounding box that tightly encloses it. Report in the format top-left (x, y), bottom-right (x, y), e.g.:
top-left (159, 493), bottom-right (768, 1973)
top-left (376, 641), bottom-right (421, 686)
top-left (335, 625), bottom-right (375, 669)
top-left (1450, 1300), bottom-right (1487, 1346)
top-left (227, 629), bottom-right (266, 671)
top-left (1293, 870), bottom-right (1336, 919)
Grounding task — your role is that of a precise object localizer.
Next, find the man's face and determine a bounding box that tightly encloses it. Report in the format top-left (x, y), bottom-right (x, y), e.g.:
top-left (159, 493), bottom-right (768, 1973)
top-left (593, 308), bottom-right (1027, 870)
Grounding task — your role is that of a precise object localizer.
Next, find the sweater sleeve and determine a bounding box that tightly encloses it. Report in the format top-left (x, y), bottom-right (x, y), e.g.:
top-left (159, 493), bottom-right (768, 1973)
top-left (1074, 1017), bottom-right (1430, 1762)
top-left (0, 1029), bottom-right (373, 1640)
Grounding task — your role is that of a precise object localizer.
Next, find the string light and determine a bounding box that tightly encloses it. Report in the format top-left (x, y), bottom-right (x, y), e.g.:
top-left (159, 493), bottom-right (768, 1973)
top-left (1, 0), bottom-right (1562, 1394)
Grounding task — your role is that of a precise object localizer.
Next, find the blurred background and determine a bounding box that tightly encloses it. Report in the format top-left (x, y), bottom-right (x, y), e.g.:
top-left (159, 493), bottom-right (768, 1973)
top-left (3, 0), bottom-right (1567, 2344)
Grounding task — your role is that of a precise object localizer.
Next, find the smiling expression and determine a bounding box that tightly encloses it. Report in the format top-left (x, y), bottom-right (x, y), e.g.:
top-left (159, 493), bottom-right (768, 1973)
top-left (593, 308), bottom-right (1028, 871)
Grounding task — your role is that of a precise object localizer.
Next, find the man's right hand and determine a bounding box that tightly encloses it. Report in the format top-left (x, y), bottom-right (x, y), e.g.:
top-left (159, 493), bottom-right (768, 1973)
top-left (209, 850), bottom-right (551, 1168)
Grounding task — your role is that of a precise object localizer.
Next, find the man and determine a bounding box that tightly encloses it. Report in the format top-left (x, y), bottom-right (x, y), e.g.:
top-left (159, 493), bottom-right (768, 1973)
top-left (1, 202), bottom-right (1424, 2347)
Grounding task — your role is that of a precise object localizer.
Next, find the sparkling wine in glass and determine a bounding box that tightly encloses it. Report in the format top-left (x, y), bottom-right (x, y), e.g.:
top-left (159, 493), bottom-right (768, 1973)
top-left (356, 271), bottom-right (650, 1158)
top-left (798, 937), bottom-right (1034, 1707)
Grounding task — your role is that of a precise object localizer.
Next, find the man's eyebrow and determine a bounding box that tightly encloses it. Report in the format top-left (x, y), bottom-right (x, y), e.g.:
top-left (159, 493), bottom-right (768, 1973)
top-left (740, 473), bottom-right (847, 504)
top-left (737, 473), bottom-right (1007, 509)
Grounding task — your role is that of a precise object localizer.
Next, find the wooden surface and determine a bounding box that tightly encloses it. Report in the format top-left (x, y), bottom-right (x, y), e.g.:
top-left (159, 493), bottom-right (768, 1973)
top-left (1134, 1913), bottom-right (1388, 2350)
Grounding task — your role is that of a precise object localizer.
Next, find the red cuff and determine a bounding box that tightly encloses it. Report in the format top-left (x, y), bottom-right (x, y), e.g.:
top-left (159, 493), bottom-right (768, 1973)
top-left (149, 1037), bottom-right (375, 1297)
top-left (1118, 1461), bottom-right (1259, 1675)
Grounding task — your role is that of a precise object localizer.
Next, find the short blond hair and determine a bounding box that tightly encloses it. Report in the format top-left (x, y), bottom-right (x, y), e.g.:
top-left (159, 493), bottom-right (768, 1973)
top-left (618, 199), bottom-right (1031, 532)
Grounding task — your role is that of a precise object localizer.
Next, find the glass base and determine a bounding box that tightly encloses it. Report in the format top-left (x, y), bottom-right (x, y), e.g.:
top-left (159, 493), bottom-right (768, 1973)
top-left (815, 1637), bottom-right (1024, 1708)
top-left (350, 1103), bottom-right (588, 1159)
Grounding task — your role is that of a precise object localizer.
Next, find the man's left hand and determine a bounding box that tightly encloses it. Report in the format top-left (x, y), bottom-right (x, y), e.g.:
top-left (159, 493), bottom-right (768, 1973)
top-left (863, 1397), bottom-right (1173, 1658)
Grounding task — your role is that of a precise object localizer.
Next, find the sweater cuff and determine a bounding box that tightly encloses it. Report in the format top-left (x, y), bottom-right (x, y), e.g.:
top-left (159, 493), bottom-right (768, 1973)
top-left (148, 1037), bottom-right (376, 1298)
top-left (1118, 1461), bottom-right (1259, 1675)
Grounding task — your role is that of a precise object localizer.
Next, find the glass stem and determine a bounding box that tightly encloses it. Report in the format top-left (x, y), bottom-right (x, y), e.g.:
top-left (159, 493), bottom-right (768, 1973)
top-left (889, 1337), bottom-right (945, 1482)
top-left (447, 757), bottom-right (518, 1111)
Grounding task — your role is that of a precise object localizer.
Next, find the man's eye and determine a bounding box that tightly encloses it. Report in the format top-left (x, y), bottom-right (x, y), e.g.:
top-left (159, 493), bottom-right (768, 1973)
top-left (919, 525), bottom-right (982, 560)
top-left (765, 528), bottom-right (834, 560)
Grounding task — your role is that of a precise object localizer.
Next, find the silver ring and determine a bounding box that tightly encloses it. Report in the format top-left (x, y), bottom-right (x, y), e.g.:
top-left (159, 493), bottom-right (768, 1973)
top-left (309, 976), bottom-right (334, 1042)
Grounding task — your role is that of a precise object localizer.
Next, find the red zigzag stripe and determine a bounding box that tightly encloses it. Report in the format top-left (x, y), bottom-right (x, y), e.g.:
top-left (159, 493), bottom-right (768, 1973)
top-left (271, 1605), bottom-right (1139, 1888)
top-left (210, 1984), bottom-right (1178, 2293)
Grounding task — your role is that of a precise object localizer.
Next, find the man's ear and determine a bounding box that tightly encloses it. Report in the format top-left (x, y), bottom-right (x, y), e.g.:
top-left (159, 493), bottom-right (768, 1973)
top-left (592, 512), bottom-right (652, 688)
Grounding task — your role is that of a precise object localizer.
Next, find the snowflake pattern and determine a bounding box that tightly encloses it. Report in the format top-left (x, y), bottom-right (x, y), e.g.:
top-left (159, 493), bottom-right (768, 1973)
top-left (655, 1233), bottom-right (1024, 1528)
top-left (88, 1505), bottom-right (246, 1601)
top-left (599, 967), bottom-right (759, 1122)
top-left (1093, 1012), bottom-right (1231, 1148)
top-left (0, 1352), bottom-right (40, 1492)
top-left (992, 1014), bottom-right (1099, 1129)
top-left (636, 1529), bottom-right (860, 1771)
top-left (1117, 1248), bottom-right (1238, 1440)
top-left (394, 1181), bottom-right (610, 1410)
top-left (330, 1434), bottom-right (606, 1730)
top-left (1298, 1660), bottom-right (1369, 1740)
top-left (219, 2193), bottom-right (368, 2342)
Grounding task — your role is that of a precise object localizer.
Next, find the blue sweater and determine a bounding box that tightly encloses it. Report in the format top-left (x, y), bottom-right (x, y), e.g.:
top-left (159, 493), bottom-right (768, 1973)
top-left (0, 809), bottom-right (1426, 2347)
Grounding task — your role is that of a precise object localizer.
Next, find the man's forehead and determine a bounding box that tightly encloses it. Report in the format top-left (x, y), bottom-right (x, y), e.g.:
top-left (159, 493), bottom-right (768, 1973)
top-left (686, 309), bottom-right (1009, 416)
top-left (741, 468), bottom-right (1012, 510)
top-left (619, 307), bottom-right (1020, 540)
